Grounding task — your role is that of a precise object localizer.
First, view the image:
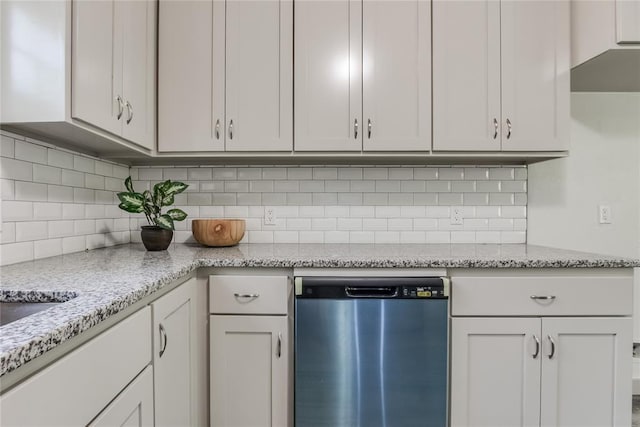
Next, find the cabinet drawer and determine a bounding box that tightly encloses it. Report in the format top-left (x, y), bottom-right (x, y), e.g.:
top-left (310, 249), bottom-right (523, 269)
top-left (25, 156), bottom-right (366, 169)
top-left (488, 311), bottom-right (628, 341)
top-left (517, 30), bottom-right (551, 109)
top-left (451, 276), bottom-right (633, 316)
top-left (210, 275), bottom-right (289, 315)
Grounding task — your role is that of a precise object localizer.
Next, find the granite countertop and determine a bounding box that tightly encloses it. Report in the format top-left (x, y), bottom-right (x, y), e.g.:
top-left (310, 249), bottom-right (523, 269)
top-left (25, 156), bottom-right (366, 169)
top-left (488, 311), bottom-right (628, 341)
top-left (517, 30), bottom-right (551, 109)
top-left (1, 243), bottom-right (638, 378)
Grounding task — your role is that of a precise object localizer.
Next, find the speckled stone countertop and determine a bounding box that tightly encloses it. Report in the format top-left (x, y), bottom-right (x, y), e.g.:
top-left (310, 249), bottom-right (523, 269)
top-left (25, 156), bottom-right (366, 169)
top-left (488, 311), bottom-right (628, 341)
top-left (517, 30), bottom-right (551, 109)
top-left (1, 243), bottom-right (638, 377)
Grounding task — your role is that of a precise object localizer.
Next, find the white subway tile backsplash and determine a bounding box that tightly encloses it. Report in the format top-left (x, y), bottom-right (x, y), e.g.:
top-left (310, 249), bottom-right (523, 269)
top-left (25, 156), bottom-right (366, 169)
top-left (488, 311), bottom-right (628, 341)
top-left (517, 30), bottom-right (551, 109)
top-left (61, 169), bottom-right (85, 187)
top-left (95, 161), bottom-right (113, 177)
top-left (48, 220), bottom-right (75, 238)
top-left (73, 155), bottom-right (95, 174)
top-left (389, 168), bottom-right (413, 180)
top-left (413, 168), bottom-right (438, 180)
top-left (1, 222), bottom-right (16, 243)
top-left (426, 181), bottom-right (451, 192)
top-left (489, 167), bottom-right (514, 180)
top-left (34, 238), bottom-right (63, 260)
top-left (1, 179), bottom-right (15, 200)
top-left (489, 193), bottom-right (514, 206)
top-left (363, 168), bottom-right (388, 180)
top-left (438, 168), bottom-right (464, 180)
top-left (1, 157), bottom-right (33, 181)
top-left (62, 204), bottom-right (85, 220)
top-left (1, 135), bottom-right (15, 158)
top-left (33, 202), bottom-right (62, 220)
top-left (15, 182), bottom-right (47, 201)
top-left (238, 168), bottom-right (262, 180)
top-left (1, 241), bottom-right (34, 265)
top-left (464, 167), bottom-right (489, 180)
top-left (3, 201), bottom-right (33, 221)
top-left (15, 140), bottom-right (47, 164)
top-left (350, 231), bottom-right (374, 244)
top-left (263, 168), bottom-right (288, 180)
top-left (85, 174), bottom-right (105, 190)
top-left (16, 221), bottom-right (48, 242)
top-left (163, 167), bottom-right (188, 180)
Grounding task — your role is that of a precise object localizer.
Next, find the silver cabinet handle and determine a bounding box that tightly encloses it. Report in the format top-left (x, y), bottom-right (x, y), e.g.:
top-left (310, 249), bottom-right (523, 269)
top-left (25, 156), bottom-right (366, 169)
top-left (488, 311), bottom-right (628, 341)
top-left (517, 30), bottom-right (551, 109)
top-left (532, 334), bottom-right (540, 359)
top-left (229, 119), bottom-right (234, 140)
top-left (115, 96), bottom-right (124, 120)
top-left (367, 119), bottom-right (372, 139)
top-left (215, 119), bottom-right (220, 140)
top-left (354, 118), bottom-right (358, 139)
top-left (125, 101), bottom-right (133, 124)
top-left (233, 293), bottom-right (259, 299)
top-left (493, 118), bottom-right (498, 139)
top-left (530, 295), bottom-right (556, 301)
top-left (547, 335), bottom-right (555, 359)
top-left (159, 323), bottom-right (168, 358)
top-left (506, 118), bottom-right (512, 139)
top-left (277, 332), bottom-right (282, 358)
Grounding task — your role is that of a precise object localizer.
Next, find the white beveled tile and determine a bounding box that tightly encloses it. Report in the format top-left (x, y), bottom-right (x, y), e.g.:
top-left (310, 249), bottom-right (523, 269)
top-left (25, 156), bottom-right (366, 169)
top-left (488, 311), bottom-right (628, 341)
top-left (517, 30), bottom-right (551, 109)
top-left (501, 206), bottom-right (527, 218)
top-left (74, 188), bottom-right (95, 203)
top-left (112, 165), bottom-right (130, 179)
top-left (313, 167), bottom-right (337, 180)
top-left (62, 204), bottom-right (85, 220)
top-left (489, 218), bottom-right (514, 230)
top-left (237, 167), bottom-right (262, 180)
top-left (426, 206), bottom-right (450, 218)
top-left (388, 218), bottom-right (412, 231)
top-left (287, 167), bottom-right (312, 180)
top-left (476, 231), bottom-right (501, 244)
top-left (48, 185), bottom-right (74, 202)
top-left (325, 206), bottom-right (349, 217)
top-left (249, 230), bottom-right (274, 243)
top-left (1, 135), bottom-right (15, 158)
top-left (501, 180), bottom-right (527, 193)
top-left (299, 231), bottom-right (324, 244)
top-left (1, 157), bottom-right (33, 181)
top-left (16, 221), bottom-right (48, 242)
top-left (273, 230), bottom-right (298, 243)
top-left (263, 167), bottom-right (288, 180)
top-left (438, 193), bottom-right (463, 206)
top-left (350, 206), bottom-right (375, 218)
top-left (86, 204), bottom-right (106, 219)
top-left (363, 218), bottom-right (387, 231)
top-left (514, 167), bottom-right (528, 180)
top-left (15, 182), bottom-right (47, 201)
top-left (33, 202), bottom-right (62, 220)
top-left (1, 179), bottom-right (15, 200)
top-left (338, 193), bottom-right (363, 206)
top-left (15, 140), bottom-right (47, 164)
top-left (375, 181), bottom-right (400, 193)
top-left (338, 167), bottom-right (363, 180)
top-left (363, 168), bottom-right (388, 180)
top-left (262, 193), bottom-right (286, 205)
top-left (95, 161), bottom-right (113, 177)
top-left (426, 181), bottom-right (451, 192)
top-left (413, 193), bottom-right (438, 205)
top-left (85, 174), bottom-right (105, 190)
top-left (62, 169), bottom-right (85, 187)
top-left (464, 167), bottom-right (489, 180)
top-left (325, 231), bottom-right (350, 244)
top-left (501, 231), bottom-right (526, 244)
top-left (47, 149), bottom-right (73, 169)
top-left (1, 222), bottom-right (16, 243)
top-left (1, 241), bottom-right (34, 266)
top-left (337, 218), bottom-right (362, 231)
top-left (34, 239), bottom-right (63, 260)
top-left (300, 206), bottom-right (325, 218)
top-left (489, 167), bottom-right (514, 180)
top-left (237, 193), bottom-right (262, 206)
top-left (73, 155), bottom-right (95, 174)
top-left (250, 180), bottom-right (274, 193)
top-left (313, 193), bottom-right (338, 205)
top-left (375, 206), bottom-right (400, 218)
top-left (363, 193), bottom-right (388, 206)
top-left (299, 180), bottom-right (324, 192)
top-left (375, 231), bottom-right (400, 244)
top-left (425, 231), bottom-right (450, 244)
top-left (489, 193), bottom-right (514, 206)
top-left (350, 231), bottom-right (374, 244)
top-left (438, 167), bottom-right (464, 180)
top-left (200, 206), bottom-right (225, 217)
top-left (187, 167), bottom-right (213, 181)
top-left (400, 181), bottom-right (426, 193)
top-left (400, 231), bottom-right (426, 244)
top-left (388, 168), bottom-right (413, 180)
top-left (86, 234), bottom-right (106, 250)
top-left (224, 206), bottom-right (249, 218)
top-left (451, 231), bottom-right (475, 243)
top-left (413, 167), bottom-right (438, 180)
top-left (286, 193), bottom-right (312, 205)
top-left (350, 180), bottom-right (375, 192)
top-left (325, 180), bottom-right (350, 192)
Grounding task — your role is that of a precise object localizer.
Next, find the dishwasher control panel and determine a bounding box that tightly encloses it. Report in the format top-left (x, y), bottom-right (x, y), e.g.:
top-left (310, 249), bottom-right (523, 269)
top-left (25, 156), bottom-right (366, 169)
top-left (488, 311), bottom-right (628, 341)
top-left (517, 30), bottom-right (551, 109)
top-left (295, 277), bottom-right (449, 299)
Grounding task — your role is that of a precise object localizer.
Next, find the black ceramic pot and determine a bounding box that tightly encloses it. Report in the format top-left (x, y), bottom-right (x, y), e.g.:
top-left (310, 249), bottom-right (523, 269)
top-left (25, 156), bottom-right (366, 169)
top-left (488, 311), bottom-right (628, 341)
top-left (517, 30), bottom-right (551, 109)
top-left (141, 226), bottom-right (173, 251)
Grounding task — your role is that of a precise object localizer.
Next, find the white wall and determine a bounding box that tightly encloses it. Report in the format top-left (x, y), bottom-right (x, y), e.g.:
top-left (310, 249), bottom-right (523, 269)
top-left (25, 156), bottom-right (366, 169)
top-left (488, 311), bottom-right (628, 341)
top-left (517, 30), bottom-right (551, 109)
top-left (528, 92), bottom-right (640, 388)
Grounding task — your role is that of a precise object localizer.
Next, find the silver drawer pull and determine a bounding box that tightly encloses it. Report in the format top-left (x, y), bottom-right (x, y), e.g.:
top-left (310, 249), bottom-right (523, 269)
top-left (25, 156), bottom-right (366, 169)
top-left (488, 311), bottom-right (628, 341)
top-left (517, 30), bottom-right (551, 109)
top-left (532, 334), bottom-right (540, 359)
top-left (530, 295), bottom-right (556, 300)
top-left (159, 323), bottom-right (168, 358)
top-left (547, 335), bottom-right (556, 359)
top-left (234, 293), bottom-right (260, 299)
top-left (277, 332), bottom-right (282, 358)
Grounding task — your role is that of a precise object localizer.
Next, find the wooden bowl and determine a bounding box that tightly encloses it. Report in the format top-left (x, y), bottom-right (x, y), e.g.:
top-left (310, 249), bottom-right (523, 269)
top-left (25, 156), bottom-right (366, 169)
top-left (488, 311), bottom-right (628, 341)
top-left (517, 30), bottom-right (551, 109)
top-left (192, 219), bottom-right (246, 247)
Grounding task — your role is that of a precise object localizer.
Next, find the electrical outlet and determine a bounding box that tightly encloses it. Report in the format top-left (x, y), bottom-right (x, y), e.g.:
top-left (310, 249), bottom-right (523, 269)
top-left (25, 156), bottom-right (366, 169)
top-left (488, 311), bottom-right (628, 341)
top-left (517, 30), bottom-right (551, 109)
top-left (598, 205), bottom-right (612, 224)
top-left (264, 207), bottom-right (276, 225)
top-left (450, 207), bottom-right (463, 225)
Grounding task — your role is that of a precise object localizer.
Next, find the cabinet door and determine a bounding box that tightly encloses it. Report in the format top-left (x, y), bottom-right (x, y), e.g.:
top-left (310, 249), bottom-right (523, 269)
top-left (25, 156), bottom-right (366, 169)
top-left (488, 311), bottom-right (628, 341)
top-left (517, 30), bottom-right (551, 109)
top-left (362, 0), bottom-right (430, 151)
top-left (432, 0), bottom-right (501, 151)
top-left (120, 0), bottom-right (155, 150)
top-left (500, 0), bottom-right (569, 151)
top-left (450, 317), bottom-right (541, 427)
top-left (158, 0), bottom-right (225, 152)
top-left (294, 0), bottom-right (362, 152)
top-left (225, 0), bottom-right (292, 152)
top-left (89, 366), bottom-right (154, 427)
top-left (210, 315), bottom-right (289, 427)
top-left (152, 279), bottom-right (198, 427)
top-left (71, 0), bottom-right (121, 136)
top-left (616, 0), bottom-right (640, 43)
top-left (540, 317), bottom-right (632, 427)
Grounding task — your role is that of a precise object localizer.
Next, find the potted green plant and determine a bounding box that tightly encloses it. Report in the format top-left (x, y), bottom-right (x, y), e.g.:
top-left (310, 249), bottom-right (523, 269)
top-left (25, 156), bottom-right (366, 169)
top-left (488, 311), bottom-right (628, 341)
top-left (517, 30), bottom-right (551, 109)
top-left (117, 177), bottom-right (189, 251)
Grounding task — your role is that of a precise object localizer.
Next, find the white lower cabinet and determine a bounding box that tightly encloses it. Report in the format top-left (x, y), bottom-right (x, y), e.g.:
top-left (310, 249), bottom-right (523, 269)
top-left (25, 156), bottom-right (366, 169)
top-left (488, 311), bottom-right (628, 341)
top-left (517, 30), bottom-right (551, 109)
top-left (0, 307), bottom-right (152, 426)
top-left (450, 273), bottom-right (633, 427)
top-left (209, 274), bottom-right (292, 427)
top-left (210, 315), bottom-right (289, 427)
top-left (89, 365), bottom-right (154, 427)
top-left (152, 277), bottom-right (203, 427)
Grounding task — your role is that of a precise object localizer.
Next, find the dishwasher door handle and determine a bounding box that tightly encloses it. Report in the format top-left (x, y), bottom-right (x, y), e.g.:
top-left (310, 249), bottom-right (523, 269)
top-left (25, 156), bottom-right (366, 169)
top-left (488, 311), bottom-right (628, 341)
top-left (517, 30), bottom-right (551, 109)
top-left (345, 287), bottom-right (399, 298)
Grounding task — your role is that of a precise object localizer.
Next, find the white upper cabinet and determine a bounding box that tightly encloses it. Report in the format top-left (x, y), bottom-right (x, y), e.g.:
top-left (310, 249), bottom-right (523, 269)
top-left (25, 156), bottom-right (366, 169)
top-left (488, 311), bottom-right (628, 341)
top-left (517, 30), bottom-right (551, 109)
top-left (72, 0), bottom-right (156, 150)
top-left (294, 0), bottom-right (362, 152)
top-left (432, 0), bottom-right (501, 151)
top-left (616, 0), bottom-right (640, 43)
top-left (71, 0), bottom-right (120, 136)
top-left (225, 0), bottom-right (293, 151)
top-left (295, 0), bottom-right (431, 152)
top-left (362, 0), bottom-right (431, 151)
top-left (158, 0), bottom-right (225, 152)
top-left (158, 0), bottom-right (292, 153)
top-left (433, 0), bottom-right (569, 152)
top-left (500, 0), bottom-right (569, 152)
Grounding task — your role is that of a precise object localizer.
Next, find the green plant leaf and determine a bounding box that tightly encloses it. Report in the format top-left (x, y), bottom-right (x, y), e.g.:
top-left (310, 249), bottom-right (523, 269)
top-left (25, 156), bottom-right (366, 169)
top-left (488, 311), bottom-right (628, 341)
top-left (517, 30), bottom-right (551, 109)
top-left (161, 194), bottom-right (175, 207)
top-left (117, 192), bottom-right (145, 212)
top-left (167, 208), bottom-right (188, 221)
top-left (124, 176), bottom-right (134, 193)
top-left (153, 182), bottom-right (165, 207)
top-left (161, 181), bottom-right (188, 197)
top-left (155, 214), bottom-right (174, 230)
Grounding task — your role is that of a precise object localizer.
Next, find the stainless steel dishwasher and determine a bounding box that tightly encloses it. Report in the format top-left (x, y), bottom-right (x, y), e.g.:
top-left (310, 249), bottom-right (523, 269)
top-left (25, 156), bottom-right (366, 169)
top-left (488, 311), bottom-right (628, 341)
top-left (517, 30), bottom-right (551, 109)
top-left (294, 276), bottom-right (449, 427)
